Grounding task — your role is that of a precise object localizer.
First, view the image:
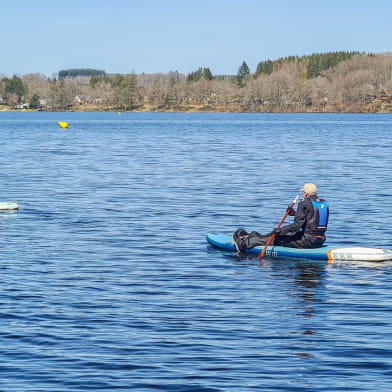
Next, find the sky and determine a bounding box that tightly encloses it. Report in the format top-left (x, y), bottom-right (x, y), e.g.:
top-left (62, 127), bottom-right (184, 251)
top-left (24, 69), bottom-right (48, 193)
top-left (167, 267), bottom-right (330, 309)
top-left (1, 0), bottom-right (391, 77)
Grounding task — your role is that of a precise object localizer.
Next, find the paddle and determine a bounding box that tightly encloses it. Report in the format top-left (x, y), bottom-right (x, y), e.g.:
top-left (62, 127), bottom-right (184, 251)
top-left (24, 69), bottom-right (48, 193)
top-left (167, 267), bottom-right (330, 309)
top-left (259, 195), bottom-right (299, 259)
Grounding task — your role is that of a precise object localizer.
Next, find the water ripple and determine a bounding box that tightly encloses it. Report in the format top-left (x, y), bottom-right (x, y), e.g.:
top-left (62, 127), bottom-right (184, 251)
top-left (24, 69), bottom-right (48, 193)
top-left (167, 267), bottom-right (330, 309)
top-left (0, 112), bottom-right (391, 391)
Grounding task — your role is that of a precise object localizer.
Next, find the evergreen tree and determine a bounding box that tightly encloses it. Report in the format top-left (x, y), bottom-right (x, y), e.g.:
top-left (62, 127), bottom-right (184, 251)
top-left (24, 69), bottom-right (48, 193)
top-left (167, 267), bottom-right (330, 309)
top-left (59, 68), bottom-right (106, 79)
top-left (203, 68), bottom-right (213, 80)
top-left (255, 51), bottom-right (364, 79)
top-left (49, 79), bottom-right (72, 110)
top-left (112, 73), bottom-right (139, 110)
top-left (29, 94), bottom-right (40, 109)
top-left (4, 75), bottom-right (28, 102)
top-left (236, 61), bottom-right (250, 87)
top-left (187, 67), bottom-right (214, 82)
top-left (256, 60), bottom-right (274, 75)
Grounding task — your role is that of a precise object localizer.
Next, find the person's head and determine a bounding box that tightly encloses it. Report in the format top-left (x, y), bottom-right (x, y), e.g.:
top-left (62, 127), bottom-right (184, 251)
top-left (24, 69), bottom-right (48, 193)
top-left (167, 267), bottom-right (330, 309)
top-left (301, 183), bottom-right (317, 198)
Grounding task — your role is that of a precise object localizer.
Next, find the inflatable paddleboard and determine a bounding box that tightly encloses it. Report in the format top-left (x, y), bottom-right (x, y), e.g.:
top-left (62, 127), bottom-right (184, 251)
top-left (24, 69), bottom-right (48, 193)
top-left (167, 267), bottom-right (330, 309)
top-left (206, 233), bottom-right (392, 262)
top-left (0, 202), bottom-right (19, 211)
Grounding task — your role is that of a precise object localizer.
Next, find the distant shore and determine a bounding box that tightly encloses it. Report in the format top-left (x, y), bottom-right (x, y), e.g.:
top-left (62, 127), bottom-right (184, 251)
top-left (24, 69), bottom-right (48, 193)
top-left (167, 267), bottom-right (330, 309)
top-left (2, 52), bottom-right (391, 115)
top-left (1, 105), bottom-right (391, 114)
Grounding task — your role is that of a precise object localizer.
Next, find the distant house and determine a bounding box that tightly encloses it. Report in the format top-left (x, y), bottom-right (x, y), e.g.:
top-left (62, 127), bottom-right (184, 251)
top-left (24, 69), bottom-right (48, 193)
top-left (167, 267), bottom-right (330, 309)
top-left (39, 99), bottom-right (48, 110)
top-left (74, 95), bottom-right (91, 104)
top-left (380, 90), bottom-right (391, 102)
top-left (0, 96), bottom-right (4, 104)
top-left (16, 103), bottom-right (29, 109)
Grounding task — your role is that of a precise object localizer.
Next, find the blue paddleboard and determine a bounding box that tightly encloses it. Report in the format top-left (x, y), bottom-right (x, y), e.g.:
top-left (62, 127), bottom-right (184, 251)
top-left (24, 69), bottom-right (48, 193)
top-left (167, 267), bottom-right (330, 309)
top-left (206, 233), bottom-right (392, 262)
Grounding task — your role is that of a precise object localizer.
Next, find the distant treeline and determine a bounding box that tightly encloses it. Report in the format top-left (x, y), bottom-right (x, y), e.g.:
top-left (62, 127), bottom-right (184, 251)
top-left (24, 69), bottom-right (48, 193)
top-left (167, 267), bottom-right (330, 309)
top-left (255, 51), bottom-right (365, 78)
top-left (58, 68), bottom-right (106, 79)
top-left (58, 52), bottom-right (365, 82)
top-left (1, 51), bottom-right (391, 113)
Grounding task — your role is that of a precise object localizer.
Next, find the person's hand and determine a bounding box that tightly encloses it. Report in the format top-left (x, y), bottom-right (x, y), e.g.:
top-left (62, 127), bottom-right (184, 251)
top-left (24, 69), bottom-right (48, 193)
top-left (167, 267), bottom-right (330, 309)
top-left (272, 228), bottom-right (281, 235)
top-left (286, 206), bottom-right (295, 216)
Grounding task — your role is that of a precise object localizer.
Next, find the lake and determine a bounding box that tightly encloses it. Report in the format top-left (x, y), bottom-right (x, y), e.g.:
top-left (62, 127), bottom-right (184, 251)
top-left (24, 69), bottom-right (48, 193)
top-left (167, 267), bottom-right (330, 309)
top-left (0, 111), bottom-right (391, 391)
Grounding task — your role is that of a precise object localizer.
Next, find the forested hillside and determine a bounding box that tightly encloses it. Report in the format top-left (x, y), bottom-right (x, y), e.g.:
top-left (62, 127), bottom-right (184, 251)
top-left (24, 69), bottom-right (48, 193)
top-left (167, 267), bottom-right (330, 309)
top-left (255, 51), bottom-right (362, 78)
top-left (1, 52), bottom-right (391, 112)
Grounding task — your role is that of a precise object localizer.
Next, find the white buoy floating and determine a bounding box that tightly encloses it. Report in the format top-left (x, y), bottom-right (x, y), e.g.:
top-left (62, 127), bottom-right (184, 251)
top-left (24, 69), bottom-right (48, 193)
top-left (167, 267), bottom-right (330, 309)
top-left (0, 201), bottom-right (19, 211)
top-left (58, 121), bottom-right (68, 129)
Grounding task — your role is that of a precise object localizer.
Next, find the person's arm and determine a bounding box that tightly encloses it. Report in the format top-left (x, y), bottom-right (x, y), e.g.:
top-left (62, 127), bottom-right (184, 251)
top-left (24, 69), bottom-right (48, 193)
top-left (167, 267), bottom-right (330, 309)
top-left (279, 200), bottom-right (308, 235)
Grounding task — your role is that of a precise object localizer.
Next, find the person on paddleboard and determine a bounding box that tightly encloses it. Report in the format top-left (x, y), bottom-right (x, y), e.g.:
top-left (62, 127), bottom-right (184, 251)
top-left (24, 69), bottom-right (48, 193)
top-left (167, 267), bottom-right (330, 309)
top-left (233, 183), bottom-right (329, 252)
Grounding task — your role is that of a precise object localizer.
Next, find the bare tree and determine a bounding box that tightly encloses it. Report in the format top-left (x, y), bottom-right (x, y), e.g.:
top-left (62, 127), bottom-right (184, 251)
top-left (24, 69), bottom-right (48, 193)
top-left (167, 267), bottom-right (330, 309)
top-left (4, 53), bottom-right (391, 112)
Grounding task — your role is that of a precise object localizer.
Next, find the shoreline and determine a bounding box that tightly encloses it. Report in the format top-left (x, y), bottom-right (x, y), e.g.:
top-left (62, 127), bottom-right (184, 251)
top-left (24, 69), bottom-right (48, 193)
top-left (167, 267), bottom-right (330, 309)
top-left (1, 107), bottom-right (391, 114)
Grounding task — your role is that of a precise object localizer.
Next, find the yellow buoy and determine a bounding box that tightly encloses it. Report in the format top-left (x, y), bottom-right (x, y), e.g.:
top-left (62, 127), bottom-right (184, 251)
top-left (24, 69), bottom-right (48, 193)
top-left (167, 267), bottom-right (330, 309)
top-left (58, 121), bottom-right (68, 129)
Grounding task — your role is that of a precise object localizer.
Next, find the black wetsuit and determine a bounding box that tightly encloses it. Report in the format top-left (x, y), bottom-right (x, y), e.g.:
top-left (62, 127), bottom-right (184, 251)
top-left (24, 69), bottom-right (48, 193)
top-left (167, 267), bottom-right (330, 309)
top-left (235, 196), bottom-right (329, 250)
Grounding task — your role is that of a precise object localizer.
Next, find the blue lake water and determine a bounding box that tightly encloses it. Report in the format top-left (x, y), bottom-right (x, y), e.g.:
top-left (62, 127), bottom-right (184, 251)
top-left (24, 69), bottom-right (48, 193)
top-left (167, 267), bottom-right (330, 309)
top-left (0, 111), bottom-right (392, 391)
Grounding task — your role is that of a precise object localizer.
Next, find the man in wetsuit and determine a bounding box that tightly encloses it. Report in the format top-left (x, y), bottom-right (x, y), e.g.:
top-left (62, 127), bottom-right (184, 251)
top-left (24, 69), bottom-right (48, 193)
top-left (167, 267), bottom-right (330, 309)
top-left (233, 183), bottom-right (329, 252)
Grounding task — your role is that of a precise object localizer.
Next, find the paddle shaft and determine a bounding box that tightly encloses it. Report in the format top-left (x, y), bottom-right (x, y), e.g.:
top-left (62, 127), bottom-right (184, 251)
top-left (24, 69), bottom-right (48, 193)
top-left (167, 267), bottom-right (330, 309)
top-left (259, 195), bottom-right (299, 259)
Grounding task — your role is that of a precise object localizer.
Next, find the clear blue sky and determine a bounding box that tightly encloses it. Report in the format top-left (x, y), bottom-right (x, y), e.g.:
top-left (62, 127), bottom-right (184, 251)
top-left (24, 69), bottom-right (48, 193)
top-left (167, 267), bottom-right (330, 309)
top-left (1, 0), bottom-right (391, 77)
